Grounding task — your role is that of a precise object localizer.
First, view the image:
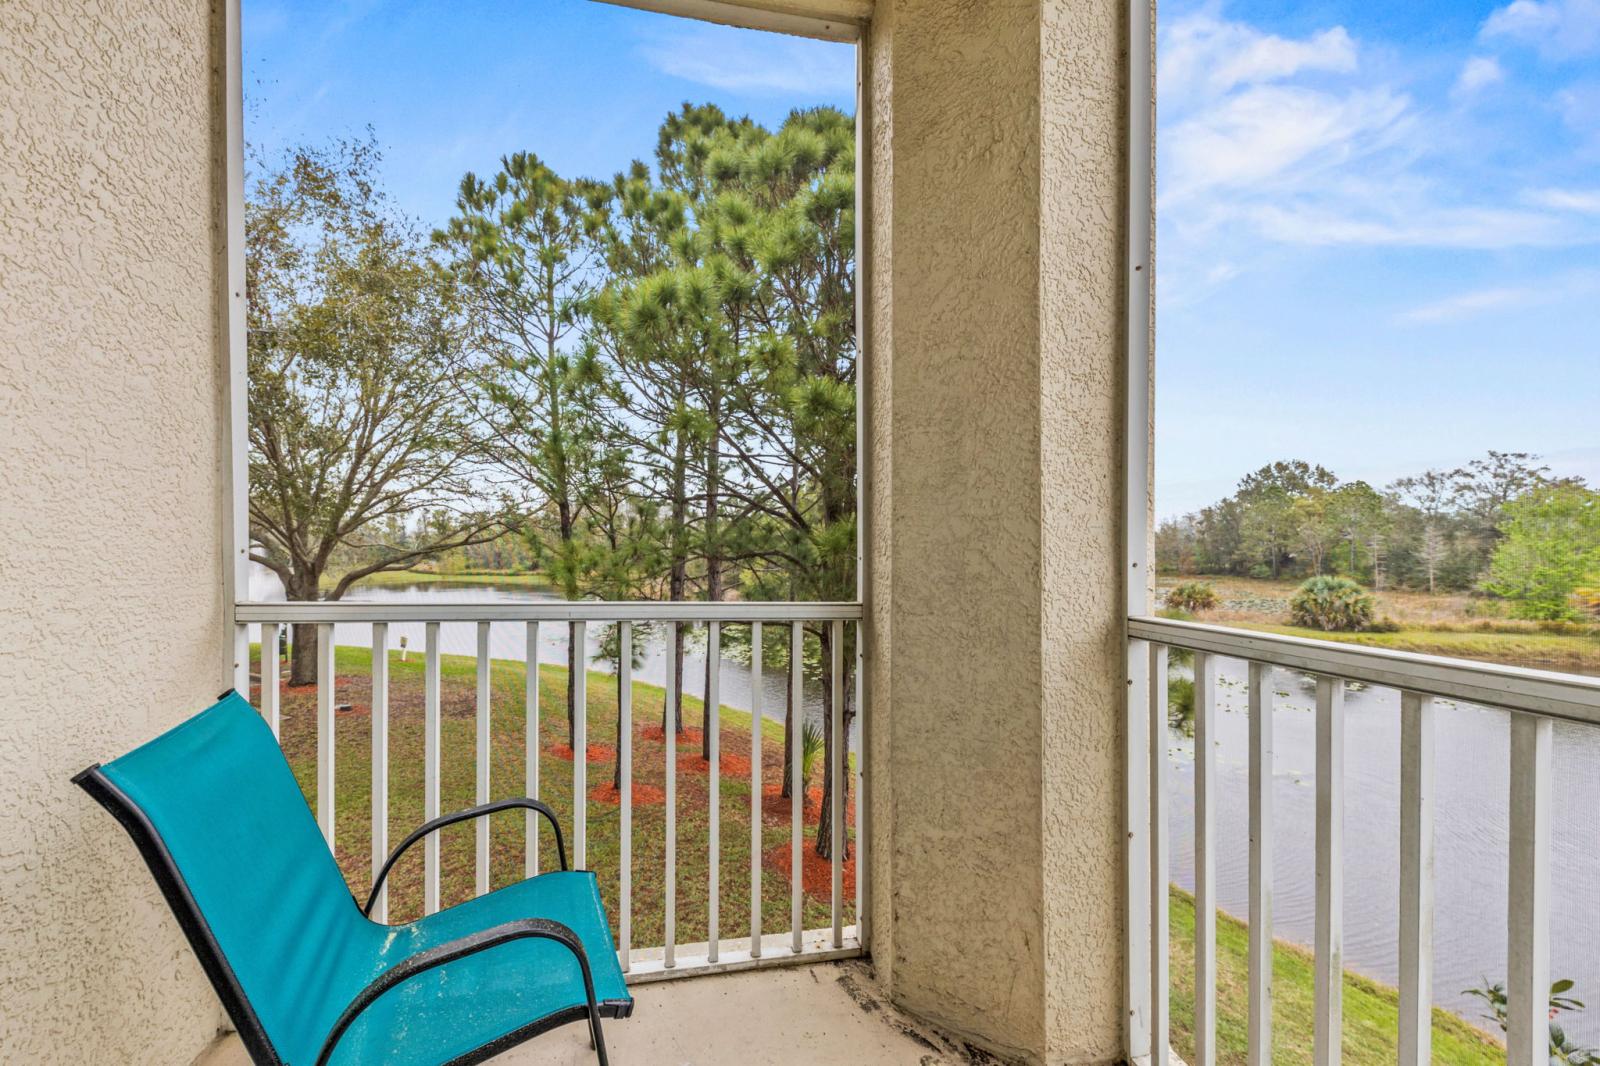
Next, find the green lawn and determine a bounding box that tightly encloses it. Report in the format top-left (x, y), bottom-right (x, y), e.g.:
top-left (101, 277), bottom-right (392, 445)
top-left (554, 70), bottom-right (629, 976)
top-left (317, 569), bottom-right (556, 591)
top-left (1168, 888), bottom-right (1504, 1065)
top-left (1231, 623), bottom-right (1600, 673)
top-left (251, 643), bottom-right (855, 949)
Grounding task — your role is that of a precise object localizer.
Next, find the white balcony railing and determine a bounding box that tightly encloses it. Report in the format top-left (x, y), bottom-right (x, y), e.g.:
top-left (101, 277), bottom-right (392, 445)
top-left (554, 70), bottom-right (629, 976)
top-left (232, 600), bottom-right (866, 983)
top-left (1128, 615), bottom-right (1600, 1066)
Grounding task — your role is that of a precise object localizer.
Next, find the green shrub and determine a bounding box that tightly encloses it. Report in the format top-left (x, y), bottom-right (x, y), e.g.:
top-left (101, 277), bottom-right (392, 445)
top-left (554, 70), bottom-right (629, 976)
top-left (1290, 576), bottom-right (1375, 632)
top-left (1166, 581), bottom-right (1219, 613)
top-left (1167, 675), bottom-right (1195, 736)
top-left (800, 719), bottom-right (824, 784)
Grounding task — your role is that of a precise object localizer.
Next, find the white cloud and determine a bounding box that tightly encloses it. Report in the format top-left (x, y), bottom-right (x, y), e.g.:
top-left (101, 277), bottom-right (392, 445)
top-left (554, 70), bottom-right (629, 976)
top-left (1453, 56), bottom-right (1505, 96)
top-left (1482, 0), bottom-right (1600, 58)
top-left (1161, 14), bottom-right (1357, 100)
top-left (1398, 270), bottom-right (1600, 322)
top-left (636, 25), bottom-right (855, 95)
top-left (1163, 84), bottom-right (1410, 203)
top-left (1525, 187), bottom-right (1600, 211)
top-left (1399, 284), bottom-right (1545, 322)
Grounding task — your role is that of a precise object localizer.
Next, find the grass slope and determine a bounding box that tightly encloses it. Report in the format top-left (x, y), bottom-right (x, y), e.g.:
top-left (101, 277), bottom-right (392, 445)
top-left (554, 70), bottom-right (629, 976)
top-left (1168, 888), bottom-right (1504, 1065)
top-left (251, 643), bottom-right (854, 949)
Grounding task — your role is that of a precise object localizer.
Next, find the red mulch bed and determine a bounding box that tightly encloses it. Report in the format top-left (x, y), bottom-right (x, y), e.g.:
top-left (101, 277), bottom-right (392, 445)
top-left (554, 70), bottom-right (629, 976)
top-left (547, 742), bottom-right (616, 764)
top-left (675, 750), bottom-right (754, 778)
top-left (637, 724), bottom-right (704, 746)
top-left (762, 840), bottom-right (857, 898)
top-left (761, 783), bottom-right (822, 821)
top-left (588, 781), bottom-right (667, 806)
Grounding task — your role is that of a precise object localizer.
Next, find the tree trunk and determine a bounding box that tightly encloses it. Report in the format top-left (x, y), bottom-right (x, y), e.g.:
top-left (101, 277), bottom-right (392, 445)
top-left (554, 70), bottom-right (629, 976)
top-left (814, 625), bottom-right (843, 860)
top-left (289, 622), bottom-right (318, 686)
top-left (780, 662), bottom-right (794, 799)
top-left (613, 666), bottom-right (624, 791)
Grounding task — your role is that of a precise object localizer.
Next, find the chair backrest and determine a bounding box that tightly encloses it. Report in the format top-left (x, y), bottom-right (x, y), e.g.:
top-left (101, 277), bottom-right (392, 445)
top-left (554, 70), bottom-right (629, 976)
top-left (77, 692), bottom-right (369, 1064)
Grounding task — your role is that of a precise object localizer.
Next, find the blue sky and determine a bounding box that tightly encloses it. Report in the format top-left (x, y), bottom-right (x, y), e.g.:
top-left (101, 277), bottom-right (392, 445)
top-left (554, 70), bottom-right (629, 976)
top-left (243, 0), bottom-right (1597, 520)
top-left (1157, 0), bottom-right (1600, 516)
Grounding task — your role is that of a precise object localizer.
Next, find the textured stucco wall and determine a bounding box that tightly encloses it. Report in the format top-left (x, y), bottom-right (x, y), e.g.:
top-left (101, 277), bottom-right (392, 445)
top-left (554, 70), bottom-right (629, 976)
top-left (0, 1), bottom-right (231, 1061)
top-left (866, 0), bottom-right (1132, 1062)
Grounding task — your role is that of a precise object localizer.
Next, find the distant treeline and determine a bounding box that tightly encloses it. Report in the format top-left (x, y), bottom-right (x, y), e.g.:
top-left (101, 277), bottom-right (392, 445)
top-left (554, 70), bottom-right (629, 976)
top-left (1157, 454), bottom-right (1600, 618)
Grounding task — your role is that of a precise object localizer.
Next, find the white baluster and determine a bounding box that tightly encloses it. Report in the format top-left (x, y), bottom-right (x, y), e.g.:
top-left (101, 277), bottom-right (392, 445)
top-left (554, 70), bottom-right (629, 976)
top-left (424, 622), bottom-right (441, 915)
top-left (1398, 691), bottom-right (1434, 1066)
top-left (790, 621), bottom-right (803, 954)
top-left (526, 621), bottom-right (540, 879)
top-left (665, 621), bottom-right (677, 969)
top-left (830, 618), bottom-right (844, 948)
top-left (317, 623), bottom-right (335, 847)
top-left (750, 621), bottom-right (764, 957)
top-left (573, 620), bottom-right (587, 872)
top-left (371, 622), bottom-right (389, 923)
top-left (1315, 676), bottom-right (1345, 1066)
top-left (1194, 651), bottom-right (1217, 1066)
top-left (1506, 713), bottom-right (1553, 1066)
top-left (476, 622), bottom-right (492, 896)
top-left (1247, 661), bottom-right (1273, 1066)
top-left (262, 623), bottom-right (280, 739)
top-left (1149, 644), bottom-right (1169, 1066)
top-left (707, 621), bottom-right (721, 963)
top-left (619, 622), bottom-right (632, 972)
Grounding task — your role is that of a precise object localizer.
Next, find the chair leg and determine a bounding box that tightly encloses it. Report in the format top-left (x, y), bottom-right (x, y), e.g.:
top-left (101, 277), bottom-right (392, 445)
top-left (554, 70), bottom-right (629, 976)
top-left (587, 1008), bottom-right (608, 1066)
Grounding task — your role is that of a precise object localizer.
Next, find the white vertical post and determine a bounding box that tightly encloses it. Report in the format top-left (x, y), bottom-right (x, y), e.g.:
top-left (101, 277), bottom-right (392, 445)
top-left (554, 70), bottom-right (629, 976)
top-left (370, 623), bottom-right (389, 923)
top-left (664, 621), bottom-right (677, 969)
top-left (1128, 636), bottom-right (1154, 1064)
top-left (1506, 714), bottom-right (1553, 1066)
top-left (708, 621), bottom-right (721, 963)
top-left (316, 624), bottom-right (335, 846)
top-left (1398, 691), bottom-right (1434, 1066)
top-left (1315, 677), bottom-right (1345, 1066)
top-left (234, 625), bottom-right (251, 696)
top-left (525, 621), bottom-right (540, 879)
top-left (221, 0), bottom-right (250, 697)
top-left (830, 618), bottom-right (844, 948)
top-left (573, 620), bottom-right (587, 871)
top-left (261, 623), bottom-right (281, 739)
top-left (1193, 651), bottom-right (1217, 1066)
top-left (854, 620), bottom-right (866, 947)
top-left (1149, 644), bottom-right (1169, 1066)
top-left (424, 622), bottom-right (441, 915)
top-left (790, 621), bottom-right (804, 954)
top-left (750, 621), bottom-right (764, 957)
top-left (619, 622), bottom-right (632, 972)
top-left (1247, 661), bottom-right (1273, 1066)
top-left (476, 621), bottom-right (491, 897)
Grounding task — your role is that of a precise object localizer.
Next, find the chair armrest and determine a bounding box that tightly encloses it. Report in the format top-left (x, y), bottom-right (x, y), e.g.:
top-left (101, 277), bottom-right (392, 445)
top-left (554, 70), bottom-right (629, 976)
top-left (363, 797), bottom-right (567, 916)
top-left (312, 917), bottom-right (608, 1066)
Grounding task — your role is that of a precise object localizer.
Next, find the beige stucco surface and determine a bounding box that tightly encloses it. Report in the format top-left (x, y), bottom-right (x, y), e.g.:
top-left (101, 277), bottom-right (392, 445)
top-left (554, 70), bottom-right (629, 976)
top-left (866, 0), bottom-right (1132, 1062)
top-left (0, 0), bottom-right (231, 1061)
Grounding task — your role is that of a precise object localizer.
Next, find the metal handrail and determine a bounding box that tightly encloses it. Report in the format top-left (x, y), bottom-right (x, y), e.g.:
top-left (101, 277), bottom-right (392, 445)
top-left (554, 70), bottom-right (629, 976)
top-left (235, 600), bottom-right (863, 624)
top-left (1128, 614), bottom-right (1600, 726)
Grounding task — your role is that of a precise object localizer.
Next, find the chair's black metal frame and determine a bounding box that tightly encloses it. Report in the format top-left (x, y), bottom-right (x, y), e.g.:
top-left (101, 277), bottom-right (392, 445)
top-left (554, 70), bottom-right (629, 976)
top-left (72, 693), bottom-right (632, 1066)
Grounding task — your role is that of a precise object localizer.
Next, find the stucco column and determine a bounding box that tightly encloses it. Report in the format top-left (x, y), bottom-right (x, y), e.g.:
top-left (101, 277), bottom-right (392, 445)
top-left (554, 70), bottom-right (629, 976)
top-left (864, 0), bottom-right (1130, 1061)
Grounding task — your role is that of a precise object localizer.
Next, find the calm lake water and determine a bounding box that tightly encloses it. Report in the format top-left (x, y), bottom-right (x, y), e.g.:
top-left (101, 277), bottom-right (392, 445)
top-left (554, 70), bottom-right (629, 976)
top-left (246, 567), bottom-right (843, 739)
top-left (1168, 658), bottom-right (1600, 1043)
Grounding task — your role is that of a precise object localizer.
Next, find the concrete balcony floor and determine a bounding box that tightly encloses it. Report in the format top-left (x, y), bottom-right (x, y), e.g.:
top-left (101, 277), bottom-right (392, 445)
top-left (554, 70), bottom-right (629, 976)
top-left (195, 961), bottom-right (995, 1065)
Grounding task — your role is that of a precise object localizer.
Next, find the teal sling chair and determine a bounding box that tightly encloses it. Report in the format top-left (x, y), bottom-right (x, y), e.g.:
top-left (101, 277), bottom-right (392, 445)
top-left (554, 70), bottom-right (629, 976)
top-left (74, 691), bottom-right (632, 1065)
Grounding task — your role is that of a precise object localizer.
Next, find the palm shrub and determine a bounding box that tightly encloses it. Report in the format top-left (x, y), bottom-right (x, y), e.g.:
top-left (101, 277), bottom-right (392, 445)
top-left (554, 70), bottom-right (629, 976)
top-left (1290, 576), bottom-right (1375, 632)
top-left (1166, 581), bottom-right (1219, 613)
top-left (800, 719), bottom-right (825, 786)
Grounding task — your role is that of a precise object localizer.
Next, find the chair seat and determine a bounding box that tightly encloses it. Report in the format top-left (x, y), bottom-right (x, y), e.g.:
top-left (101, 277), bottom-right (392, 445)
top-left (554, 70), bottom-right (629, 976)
top-left (317, 872), bottom-right (631, 1066)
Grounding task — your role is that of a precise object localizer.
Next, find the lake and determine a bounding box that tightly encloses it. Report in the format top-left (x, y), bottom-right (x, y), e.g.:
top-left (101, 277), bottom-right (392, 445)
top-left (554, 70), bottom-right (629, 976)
top-left (1167, 657), bottom-right (1600, 1044)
